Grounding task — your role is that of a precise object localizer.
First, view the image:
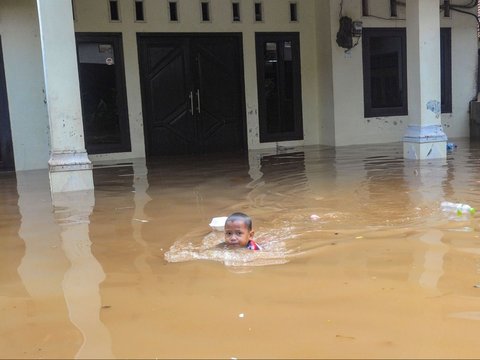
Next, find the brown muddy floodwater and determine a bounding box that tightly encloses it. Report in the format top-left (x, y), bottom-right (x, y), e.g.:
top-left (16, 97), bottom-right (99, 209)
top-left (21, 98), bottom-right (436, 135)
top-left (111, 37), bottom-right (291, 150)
top-left (2, 140), bottom-right (480, 359)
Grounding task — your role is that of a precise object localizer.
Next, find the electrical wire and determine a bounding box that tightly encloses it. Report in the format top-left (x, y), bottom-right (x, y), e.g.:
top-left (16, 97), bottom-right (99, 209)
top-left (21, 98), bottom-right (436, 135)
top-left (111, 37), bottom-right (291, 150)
top-left (352, 36), bottom-right (361, 49)
top-left (361, 0), bottom-right (478, 25)
top-left (343, 36), bottom-right (361, 54)
top-left (450, 5), bottom-right (480, 26)
top-left (448, 0), bottom-right (478, 8)
top-left (363, 14), bottom-right (405, 21)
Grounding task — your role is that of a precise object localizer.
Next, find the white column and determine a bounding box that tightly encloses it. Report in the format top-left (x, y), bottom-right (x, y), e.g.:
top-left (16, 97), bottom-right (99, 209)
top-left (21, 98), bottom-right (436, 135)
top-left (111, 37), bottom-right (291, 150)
top-left (403, 0), bottom-right (447, 160)
top-left (36, 0), bottom-right (93, 192)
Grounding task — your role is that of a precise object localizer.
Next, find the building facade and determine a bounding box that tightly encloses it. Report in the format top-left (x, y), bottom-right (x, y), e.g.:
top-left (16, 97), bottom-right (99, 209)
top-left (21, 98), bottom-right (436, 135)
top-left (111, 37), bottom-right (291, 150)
top-left (0, 0), bottom-right (477, 192)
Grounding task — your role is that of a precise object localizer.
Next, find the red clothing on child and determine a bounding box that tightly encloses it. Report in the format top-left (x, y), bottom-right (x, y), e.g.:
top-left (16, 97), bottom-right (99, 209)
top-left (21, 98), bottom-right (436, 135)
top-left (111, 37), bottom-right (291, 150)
top-left (246, 240), bottom-right (261, 250)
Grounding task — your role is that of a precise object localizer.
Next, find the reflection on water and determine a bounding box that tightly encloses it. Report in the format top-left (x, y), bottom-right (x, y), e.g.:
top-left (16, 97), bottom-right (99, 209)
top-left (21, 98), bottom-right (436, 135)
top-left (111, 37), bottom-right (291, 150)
top-left (449, 311), bottom-right (480, 320)
top-left (3, 171), bottom-right (114, 358)
top-left (53, 191), bottom-right (114, 359)
top-left (2, 140), bottom-right (480, 358)
top-left (409, 229), bottom-right (448, 292)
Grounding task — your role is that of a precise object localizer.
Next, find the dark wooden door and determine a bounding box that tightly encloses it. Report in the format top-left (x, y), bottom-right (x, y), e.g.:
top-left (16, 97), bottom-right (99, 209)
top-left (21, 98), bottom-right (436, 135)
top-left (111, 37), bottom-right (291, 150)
top-left (138, 36), bottom-right (196, 155)
top-left (138, 34), bottom-right (246, 156)
top-left (193, 36), bottom-right (245, 153)
top-left (0, 37), bottom-right (14, 171)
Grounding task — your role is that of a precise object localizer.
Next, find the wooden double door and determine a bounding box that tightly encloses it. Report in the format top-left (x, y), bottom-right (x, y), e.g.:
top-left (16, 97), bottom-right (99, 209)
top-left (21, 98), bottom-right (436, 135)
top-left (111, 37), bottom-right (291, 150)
top-left (138, 34), bottom-right (246, 156)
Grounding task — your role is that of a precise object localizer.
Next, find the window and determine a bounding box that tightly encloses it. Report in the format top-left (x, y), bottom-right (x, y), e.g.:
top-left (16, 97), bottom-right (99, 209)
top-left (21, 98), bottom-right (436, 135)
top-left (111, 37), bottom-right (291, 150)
top-left (169, 1), bottom-right (178, 21)
top-left (109, 0), bottom-right (120, 21)
top-left (232, 2), bottom-right (241, 22)
top-left (0, 37), bottom-right (14, 170)
top-left (390, 0), bottom-right (397, 17)
top-left (71, 0), bottom-right (76, 20)
top-left (440, 28), bottom-right (452, 113)
top-left (362, 28), bottom-right (407, 118)
top-left (201, 1), bottom-right (210, 21)
top-left (135, 0), bottom-right (145, 21)
top-left (362, 0), bottom-right (369, 16)
top-left (289, 3), bottom-right (297, 22)
top-left (444, 1), bottom-right (450, 17)
top-left (254, 2), bottom-right (262, 22)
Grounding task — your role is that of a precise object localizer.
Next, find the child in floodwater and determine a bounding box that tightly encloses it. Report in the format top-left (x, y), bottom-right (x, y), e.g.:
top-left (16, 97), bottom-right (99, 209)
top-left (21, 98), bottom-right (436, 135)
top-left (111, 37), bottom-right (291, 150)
top-left (223, 212), bottom-right (262, 250)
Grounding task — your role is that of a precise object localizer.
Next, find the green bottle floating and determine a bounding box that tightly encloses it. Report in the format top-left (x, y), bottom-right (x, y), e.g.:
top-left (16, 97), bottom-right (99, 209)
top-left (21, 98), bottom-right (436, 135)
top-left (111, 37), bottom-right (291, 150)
top-left (441, 201), bottom-right (476, 216)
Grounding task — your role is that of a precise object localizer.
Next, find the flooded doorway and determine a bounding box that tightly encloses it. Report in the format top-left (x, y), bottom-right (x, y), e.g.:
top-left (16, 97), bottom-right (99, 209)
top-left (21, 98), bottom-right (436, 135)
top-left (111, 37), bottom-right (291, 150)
top-left (0, 37), bottom-right (14, 171)
top-left (137, 33), bottom-right (247, 156)
top-left (255, 32), bottom-right (303, 143)
top-left (76, 33), bottom-right (131, 154)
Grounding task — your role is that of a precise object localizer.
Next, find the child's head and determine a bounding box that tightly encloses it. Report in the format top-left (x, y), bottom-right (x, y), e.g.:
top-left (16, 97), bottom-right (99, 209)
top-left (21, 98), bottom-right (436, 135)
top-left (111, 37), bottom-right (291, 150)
top-left (224, 212), bottom-right (254, 247)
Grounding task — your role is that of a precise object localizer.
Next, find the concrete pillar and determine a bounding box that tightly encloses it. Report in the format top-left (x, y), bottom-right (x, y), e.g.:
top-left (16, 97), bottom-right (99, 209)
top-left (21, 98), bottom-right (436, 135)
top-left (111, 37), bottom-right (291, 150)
top-left (36, 0), bottom-right (93, 193)
top-left (403, 0), bottom-right (447, 160)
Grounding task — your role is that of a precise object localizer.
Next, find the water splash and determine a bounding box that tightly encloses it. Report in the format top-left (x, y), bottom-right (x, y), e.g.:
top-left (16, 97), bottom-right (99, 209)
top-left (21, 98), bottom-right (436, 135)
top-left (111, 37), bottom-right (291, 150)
top-left (164, 228), bottom-right (295, 267)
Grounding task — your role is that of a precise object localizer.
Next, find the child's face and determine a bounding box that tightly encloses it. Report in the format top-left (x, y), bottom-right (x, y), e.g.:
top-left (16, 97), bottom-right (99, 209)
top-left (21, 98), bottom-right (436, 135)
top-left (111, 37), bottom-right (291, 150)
top-left (224, 220), bottom-right (254, 247)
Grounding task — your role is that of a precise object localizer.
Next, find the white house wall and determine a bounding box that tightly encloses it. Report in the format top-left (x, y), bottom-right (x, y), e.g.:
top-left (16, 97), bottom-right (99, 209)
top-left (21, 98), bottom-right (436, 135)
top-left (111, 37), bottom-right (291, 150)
top-left (0, 0), bottom-right (50, 171)
top-left (447, 11), bottom-right (478, 138)
top-left (0, 0), bottom-right (477, 170)
top-left (73, 0), bottom-right (323, 161)
top-left (328, 0), bottom-right (477, 146)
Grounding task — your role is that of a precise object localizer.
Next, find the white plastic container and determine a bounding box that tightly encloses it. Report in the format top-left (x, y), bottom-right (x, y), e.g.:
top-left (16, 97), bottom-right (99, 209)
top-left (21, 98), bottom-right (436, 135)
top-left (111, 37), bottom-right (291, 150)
top-left (209, 216), bottom-right (228, 231)
top-left (441, 201), bottom-right (476, 216)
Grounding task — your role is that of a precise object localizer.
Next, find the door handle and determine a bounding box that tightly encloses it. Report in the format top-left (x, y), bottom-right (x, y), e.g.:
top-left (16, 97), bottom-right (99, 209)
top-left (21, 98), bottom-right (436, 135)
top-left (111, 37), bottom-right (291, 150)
top-left (189, 91), bottom-right (194, 114)
top-left (196, 89), bottom-right (201, 114)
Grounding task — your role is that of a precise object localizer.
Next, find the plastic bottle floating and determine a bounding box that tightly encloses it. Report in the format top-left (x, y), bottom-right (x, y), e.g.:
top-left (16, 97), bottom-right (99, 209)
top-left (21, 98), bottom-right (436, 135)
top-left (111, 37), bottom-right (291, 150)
top-left (446, 142), bottom-right (457, 151)
top-left (441, 201), bottom-right (476, 216)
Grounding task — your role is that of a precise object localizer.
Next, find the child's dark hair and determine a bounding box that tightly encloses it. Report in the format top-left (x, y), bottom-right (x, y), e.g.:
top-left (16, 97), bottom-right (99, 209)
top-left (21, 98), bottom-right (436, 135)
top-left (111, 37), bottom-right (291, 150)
top-left (226, 212), bottom-right (252, 231)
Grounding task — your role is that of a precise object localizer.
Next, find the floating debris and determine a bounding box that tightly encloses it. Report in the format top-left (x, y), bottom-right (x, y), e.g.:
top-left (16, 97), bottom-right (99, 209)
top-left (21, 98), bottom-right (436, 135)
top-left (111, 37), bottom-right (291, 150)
top-left (447, 142), bottom-right (457, 151)
top-left (336, 334), bottom-right (355, 340)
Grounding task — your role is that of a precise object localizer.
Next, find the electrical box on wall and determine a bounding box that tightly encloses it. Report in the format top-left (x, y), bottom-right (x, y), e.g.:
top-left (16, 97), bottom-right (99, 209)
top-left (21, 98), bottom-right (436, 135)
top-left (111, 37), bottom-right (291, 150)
top-left (336, 16), bottom-right (362, 50)
top-left (352, 21), bottom-right (363, 36)
top-left (336, 16), bottom-right (353, 49)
